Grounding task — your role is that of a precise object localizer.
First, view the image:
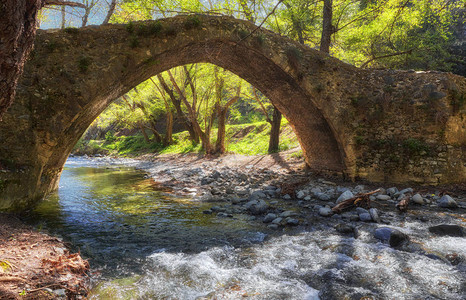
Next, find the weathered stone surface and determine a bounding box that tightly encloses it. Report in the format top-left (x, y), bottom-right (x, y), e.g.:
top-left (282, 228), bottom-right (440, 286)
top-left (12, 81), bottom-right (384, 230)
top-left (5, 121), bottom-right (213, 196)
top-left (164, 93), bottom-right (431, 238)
top-left (437, 195), bottom-right (458, 208)
top-left (429, 224), bottom-right (465, 237)
top-left (0, 15), bottom-right (465, 211)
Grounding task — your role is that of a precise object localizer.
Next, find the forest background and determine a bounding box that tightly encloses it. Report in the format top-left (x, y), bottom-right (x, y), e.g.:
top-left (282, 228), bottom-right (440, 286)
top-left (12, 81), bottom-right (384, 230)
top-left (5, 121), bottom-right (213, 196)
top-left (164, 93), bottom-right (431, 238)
top-left (39, 0), bottom-right (465, 157)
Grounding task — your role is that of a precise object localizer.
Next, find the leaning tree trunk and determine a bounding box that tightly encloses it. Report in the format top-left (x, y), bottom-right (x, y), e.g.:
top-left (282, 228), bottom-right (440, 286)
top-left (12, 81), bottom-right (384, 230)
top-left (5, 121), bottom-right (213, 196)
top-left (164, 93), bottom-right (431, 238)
top-left (268, 106), bottom-right (282, 153)
top-left (0, 0), bottom-right (43, 120)
top-left (215, 106), bottom-right (228, 154)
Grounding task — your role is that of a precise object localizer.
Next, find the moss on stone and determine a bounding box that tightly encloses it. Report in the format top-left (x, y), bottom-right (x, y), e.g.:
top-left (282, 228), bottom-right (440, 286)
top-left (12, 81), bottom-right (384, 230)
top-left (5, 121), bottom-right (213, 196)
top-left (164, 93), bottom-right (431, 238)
top-left (78, 56), bottom-right (91, 73)
top-left (184, 15), bottom-right (202, 29)
top-left (64, 27), bottom-right (79, 34)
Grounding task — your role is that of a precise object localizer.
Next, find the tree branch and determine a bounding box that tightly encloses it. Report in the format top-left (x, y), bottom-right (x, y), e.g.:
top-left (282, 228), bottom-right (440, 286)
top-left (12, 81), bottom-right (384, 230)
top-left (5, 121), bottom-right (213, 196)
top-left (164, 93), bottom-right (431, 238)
top-left (44, 1), bottom-right (86, 8)
top-left (360, 49), bottom-right (413, 68)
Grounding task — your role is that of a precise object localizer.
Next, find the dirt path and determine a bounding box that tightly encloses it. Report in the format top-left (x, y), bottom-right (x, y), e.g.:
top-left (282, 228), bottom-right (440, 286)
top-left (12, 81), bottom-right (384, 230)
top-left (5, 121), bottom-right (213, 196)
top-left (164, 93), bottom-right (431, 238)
top-left (0, 214), bottom-right (89, 299)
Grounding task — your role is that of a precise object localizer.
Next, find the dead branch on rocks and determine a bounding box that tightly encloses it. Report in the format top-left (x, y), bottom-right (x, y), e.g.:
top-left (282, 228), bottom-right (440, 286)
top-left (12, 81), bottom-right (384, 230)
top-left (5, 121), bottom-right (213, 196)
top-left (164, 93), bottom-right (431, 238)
top-left (42, 253), bottom-right (89, 275)
top-left (396, 194), bottom-right (410, 212)
top-left (332, 189), bottom-right (381, 214)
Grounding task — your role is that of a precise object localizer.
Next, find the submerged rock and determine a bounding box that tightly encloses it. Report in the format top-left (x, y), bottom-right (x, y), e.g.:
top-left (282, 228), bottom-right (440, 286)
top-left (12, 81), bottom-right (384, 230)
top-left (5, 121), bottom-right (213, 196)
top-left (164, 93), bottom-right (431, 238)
top-left (428, 224), bottom-right (465, 237)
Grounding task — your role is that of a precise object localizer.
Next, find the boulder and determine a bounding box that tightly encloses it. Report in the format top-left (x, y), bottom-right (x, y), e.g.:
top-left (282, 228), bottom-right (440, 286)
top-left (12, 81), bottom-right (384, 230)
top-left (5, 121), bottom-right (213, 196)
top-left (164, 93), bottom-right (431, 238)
top-left (437, 195), bottom-right (458, 209)
top-left (428, 224), bottom-right (464, 237)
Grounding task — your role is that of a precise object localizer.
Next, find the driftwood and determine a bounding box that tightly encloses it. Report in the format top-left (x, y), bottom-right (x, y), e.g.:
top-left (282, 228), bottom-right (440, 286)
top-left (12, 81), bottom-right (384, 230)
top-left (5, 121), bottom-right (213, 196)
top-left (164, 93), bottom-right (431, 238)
top-left (332, 189), bottom-right (381, 213)
top-left (396, 194), bottom-right (411, 212)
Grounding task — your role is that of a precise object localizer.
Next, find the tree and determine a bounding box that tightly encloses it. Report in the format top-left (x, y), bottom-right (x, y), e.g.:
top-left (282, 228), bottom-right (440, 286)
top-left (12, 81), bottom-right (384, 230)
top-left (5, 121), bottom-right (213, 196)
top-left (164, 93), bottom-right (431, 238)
top-left (0, 0), bottom-right (85, 120)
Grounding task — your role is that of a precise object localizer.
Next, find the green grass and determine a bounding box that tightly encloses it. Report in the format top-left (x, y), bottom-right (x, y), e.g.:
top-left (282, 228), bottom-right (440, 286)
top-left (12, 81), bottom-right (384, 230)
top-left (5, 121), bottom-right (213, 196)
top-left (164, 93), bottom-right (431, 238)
top-left (73, 120), bottom-right (299, 157)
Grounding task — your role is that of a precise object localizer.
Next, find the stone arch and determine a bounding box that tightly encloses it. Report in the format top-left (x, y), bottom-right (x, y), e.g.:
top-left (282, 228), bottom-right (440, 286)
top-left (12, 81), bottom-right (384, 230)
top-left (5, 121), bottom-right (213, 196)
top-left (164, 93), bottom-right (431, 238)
top-left (1, 15), bottom-right (465, 211)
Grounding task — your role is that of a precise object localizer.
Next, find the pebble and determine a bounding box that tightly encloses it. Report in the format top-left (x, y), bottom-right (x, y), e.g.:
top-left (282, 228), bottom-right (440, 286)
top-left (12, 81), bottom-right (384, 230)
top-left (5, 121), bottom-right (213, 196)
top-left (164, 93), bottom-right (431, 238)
top-left (386, 187), bottom-right (398, 196)
top-left (376, 195), bottom-right (391, 201)
top-left (280, 210), bottom-right (297, 218)
top-left (319, 206), bottom-right (333, 217)
top-left (286, 218), bottom-right (300, 226)
top-left (296, 190), bottom-right (306, 199)
top-left (267, 224), bottom-right (279, 230)
top-left (272, 217), bottom-right (283, 224)
top-left (359, 213), bottom-right (372, 222)
top-left (412, 193), bottom-right (424, 205)
top-left (356, 207), bottom-right (369, 215)
top-left (263, 213), bottom-right (277, 223)
top-left (283, 194), bottom-right (291, 200)
top-left (437, 195), bottom-right (458, 208)
top-left (369, 208), bottom-right (381, 223)
top-left (317, 193), bottom-right (331, 201)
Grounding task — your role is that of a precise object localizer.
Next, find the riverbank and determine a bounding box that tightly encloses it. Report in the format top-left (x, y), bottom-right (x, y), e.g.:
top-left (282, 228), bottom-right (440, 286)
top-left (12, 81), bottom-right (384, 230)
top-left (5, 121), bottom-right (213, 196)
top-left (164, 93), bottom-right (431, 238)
top-left (0, 214), bottom-right (89, 299)
top-left (2, 149), bottom-right (466, 299)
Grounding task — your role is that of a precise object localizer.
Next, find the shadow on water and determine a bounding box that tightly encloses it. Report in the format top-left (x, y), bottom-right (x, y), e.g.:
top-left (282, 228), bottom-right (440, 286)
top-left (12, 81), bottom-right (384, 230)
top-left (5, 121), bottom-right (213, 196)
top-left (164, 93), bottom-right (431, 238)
top-left (20, 159), bottom-right (301, 280)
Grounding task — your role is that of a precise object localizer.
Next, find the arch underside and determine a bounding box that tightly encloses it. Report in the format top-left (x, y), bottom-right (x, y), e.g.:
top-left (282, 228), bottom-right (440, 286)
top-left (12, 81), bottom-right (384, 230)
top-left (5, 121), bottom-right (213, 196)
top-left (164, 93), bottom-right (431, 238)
top-left (49, 41), bottom-right (346, 181)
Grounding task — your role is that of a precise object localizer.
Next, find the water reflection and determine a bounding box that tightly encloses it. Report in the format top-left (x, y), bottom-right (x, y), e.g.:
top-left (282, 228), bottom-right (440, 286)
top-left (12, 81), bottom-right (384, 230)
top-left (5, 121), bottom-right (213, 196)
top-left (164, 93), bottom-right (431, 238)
top-left (26, 158), bottom-right (265, 278)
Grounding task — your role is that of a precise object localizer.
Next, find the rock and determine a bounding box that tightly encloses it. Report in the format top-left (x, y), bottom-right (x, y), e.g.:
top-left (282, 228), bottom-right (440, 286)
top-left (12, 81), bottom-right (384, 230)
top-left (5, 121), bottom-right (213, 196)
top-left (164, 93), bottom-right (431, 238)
top-left (264, 185), bottom-right (276, 191)
top-left (319, 207), bottom-right (333, 217)
top-left (369, 208), bottom-right (381, 223)
top-left (263, 213), bottom-right (277, 223)
top-left (210, 170), bottom-right (221, 179)
top-left (203, 210), bottom-right (213, 214)
top-left (359, 213), bottom-right (372, 222)
top-left (272, 217), bottom-right (283, 224)
top-left (279, 210), bottom-right (297, 218)
top-left (374, 227), bottom-right (409, 248)
top-left (201, 177), bottom-right (214, 185)
top-left (210, 206), bottom-right (225, 212)
top-left (356, 207), bottom-right (369, 215)
top-left (311, 187), bottom-right (322, 195)
top-left (428, 224), bottom-right (465, 237)
top-left (283, 194), bottom-right (292, 200)
top-left (411, 193), bottom-right (424, 205)
top-left (317, 193), bottom-right (331, 201)
top-left (376, 195), bottom-right (391, 201)
top-left (304, 196), bottom-right (312, 201)
top-left (354, 185), bottom-right (365, 193)
top-left (217, 212), bottom-right (232, 218)
top-left (53, 289), bottom-right (66, 297)
top-left (386, 187), bottom-right (398, 196)
top-left (249, 190), bottom-right (266, 201)
top-left (296, 190), bottom-right (306, 199)
top-left (245, 199), bottom-right (269, 215)
top-left (267, 224), bottom-right (279, 230)
top-left (335, 224), bottom-right (355, 235)
top-left (397, 188), bottom-right (414, 196)
top-left (336, 190), bottom-right (354, 203)
top-left (286, 218), bottom-right (299, 226)
top-left (437, 195), bottom-right (458, 208)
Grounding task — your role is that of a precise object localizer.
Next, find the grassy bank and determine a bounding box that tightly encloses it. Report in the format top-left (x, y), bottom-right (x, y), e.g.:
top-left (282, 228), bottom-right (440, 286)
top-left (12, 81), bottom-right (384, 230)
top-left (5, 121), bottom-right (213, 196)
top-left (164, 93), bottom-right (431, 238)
top-left (73, 119), bottom-right (300, 157)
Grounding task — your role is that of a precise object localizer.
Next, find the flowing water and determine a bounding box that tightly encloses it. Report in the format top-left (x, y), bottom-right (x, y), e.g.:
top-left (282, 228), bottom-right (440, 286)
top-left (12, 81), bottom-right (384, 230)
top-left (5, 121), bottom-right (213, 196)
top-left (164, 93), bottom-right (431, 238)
top-left (26, 157), bottom-right (465, 299)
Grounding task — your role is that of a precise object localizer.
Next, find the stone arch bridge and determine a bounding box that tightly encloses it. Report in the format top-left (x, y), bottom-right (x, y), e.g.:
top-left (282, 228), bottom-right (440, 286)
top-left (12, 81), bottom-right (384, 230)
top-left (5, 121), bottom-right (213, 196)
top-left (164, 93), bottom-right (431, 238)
top-left (0, 15), bottom-right (465, 211)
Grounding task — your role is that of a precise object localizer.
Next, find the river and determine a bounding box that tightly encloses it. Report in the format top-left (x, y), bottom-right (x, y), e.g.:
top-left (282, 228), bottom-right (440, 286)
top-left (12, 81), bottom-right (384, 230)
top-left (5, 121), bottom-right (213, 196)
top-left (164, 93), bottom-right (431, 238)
top-left (25, 157), bottom-right (465, 299)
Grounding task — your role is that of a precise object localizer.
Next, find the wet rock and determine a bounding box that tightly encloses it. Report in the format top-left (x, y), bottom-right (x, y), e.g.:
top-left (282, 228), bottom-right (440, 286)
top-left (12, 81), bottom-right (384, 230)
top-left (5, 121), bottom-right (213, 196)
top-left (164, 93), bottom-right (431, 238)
top-left (286, 218), bottom-right (299, 226)
top-left (359, 213), bottom-right (372, 222)
top-left (263, 213), bottom-right (277, 223)
top-left (337, 191), bottom-right (354, 203)
top-left (437, 195), bottom-right (458, 208)
top-left (369, 208), bottom-right (381, 223)
top-left (335, 224), bottom-right (355, 235)
top-left (374, 227), bottom-right (409, 248)
top-left (428, 224), bottom-right (465, 237)
top-left (412, 193), bottom-right (424, 205)
top-left (319, 206), bottom-right (333, 217)
top-left (245, 199), bottom-right (269, 215)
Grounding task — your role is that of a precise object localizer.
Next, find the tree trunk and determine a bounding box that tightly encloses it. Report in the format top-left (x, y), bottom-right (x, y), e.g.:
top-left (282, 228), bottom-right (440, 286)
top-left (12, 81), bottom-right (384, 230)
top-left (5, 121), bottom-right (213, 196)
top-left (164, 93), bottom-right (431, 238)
top-left (320, 0), bottom-right (333, 53)
top-left (163, 110), bottom-right (173, 146)
top-left (61, 5), bottom-right (66, 28)
top-left (0, 0), bottom-right (43, 120)
top-left (157, 74), bottom-right (199, 142)
top-left (268, 106), bottom-right (282, 153)
top-left (215, 106), bottom-right (228, 154)
top-left (102, 0), bottom-right (116, 24)
top-left (139, 122), bottom-right (150, 143)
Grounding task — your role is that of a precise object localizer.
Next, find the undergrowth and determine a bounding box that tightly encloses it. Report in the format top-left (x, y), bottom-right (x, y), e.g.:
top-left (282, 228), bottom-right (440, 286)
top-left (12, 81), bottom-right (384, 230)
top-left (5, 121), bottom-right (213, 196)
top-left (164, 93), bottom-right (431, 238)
top-left (73, 120), bottom-right (299, 157)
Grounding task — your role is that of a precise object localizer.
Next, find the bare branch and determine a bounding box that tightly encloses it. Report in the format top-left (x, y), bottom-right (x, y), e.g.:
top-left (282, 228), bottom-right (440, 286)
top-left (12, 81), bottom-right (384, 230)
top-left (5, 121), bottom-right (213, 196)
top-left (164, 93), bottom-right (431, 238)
top-left (44, 1), bottom-right (86, 8)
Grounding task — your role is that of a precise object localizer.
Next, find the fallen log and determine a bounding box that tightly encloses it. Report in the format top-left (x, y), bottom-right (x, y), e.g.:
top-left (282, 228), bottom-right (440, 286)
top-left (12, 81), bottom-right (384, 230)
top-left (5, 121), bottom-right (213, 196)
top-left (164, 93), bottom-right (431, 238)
top-left (332, 189), bottom-right (381, 214)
